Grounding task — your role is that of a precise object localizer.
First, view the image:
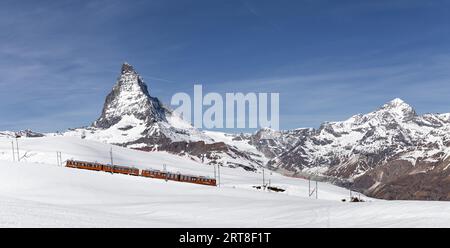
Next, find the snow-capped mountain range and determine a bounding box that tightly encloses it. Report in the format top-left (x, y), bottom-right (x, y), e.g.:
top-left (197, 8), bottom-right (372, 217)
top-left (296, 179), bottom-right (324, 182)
top-left (5, 63), bottom-right (450, 200)
top-left (267, 98), bottom-right (450, 200)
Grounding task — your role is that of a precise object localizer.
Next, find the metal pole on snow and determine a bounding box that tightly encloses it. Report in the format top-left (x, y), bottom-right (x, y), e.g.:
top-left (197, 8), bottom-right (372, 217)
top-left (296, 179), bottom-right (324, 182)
top-left (316, 180), bottom-right (318, 199)
top-left (217, 164), bottom-right (221, 187)
top-left (163, 164), bottom-right (168, 182)
top-left (110, 147), bottom-right (114, 166)
top-left (262, 168), bottom-right (265, 189)
top-left (11, 141), bottom-right (15, 162)
top-left (15, 137), bottom-right (20, 162)
top-left (308, 177), bottom-right (311, 197)
top-left (56, 152), bottom-right (62, 166)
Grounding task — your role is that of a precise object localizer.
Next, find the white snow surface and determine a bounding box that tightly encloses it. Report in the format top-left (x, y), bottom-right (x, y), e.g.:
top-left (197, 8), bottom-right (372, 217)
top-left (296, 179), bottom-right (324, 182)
top-left (1, 136), bottom-right (450, 227)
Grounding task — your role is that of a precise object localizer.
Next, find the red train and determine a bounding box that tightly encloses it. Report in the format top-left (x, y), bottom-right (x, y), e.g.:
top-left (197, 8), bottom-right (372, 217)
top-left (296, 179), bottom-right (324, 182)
top-left (66, 160), bottom-right (216, 186)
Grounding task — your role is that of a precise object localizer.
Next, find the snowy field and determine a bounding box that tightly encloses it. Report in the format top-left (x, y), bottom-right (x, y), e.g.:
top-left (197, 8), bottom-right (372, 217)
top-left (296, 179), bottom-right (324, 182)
top-left (1, 136), bottom-right (450, 227)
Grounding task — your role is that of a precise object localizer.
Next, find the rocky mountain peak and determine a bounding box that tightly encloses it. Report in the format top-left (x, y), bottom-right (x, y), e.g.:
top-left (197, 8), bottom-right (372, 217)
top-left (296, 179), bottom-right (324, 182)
top-left (382, 98), bottom-right (409, 109)
top-left (121, 62), bottom-right (135, 74)
top-left (93, 63), bottom-right (166, 129)
top-left (376, 98), bottom-right (416, 121)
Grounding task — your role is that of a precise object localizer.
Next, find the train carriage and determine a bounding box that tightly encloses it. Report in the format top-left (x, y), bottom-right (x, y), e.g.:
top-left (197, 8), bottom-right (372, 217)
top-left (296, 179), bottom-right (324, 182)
top-left (141, 169), bottom-right (168, 180)
top-left (66, 160), bottom-right (103, 171)
top-left (111, 165), bottom-right (140, 176)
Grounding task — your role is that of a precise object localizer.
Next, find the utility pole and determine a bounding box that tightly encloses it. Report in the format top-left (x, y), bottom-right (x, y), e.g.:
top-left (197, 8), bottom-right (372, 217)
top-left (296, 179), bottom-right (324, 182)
top-left (262, 168), bottom-right (265, 190)
top-left (15, 137), bottom-right (20, 162)
top-left (109, 147), bottom-right (115, 174)
top-left (316, 180), bottom-right (318, 199)
top-left (214, 164), bottom-right (217, 180)
top-left (163, 164), bottom-right (168, 182)
top-left (110, 147), bottom-right (114, 166)
top-left (217, 164), bottom-right (221, 187)
top-left (56, 152), bottom-right (62, 166)
top-left (11, 141), bottom-right (15, 162)
top-left (308, 176), bottom-right (318, 199)
top-left (56, 152), bottom-right (60, 166)
top-left (308, 177), bottom-right (311, 197)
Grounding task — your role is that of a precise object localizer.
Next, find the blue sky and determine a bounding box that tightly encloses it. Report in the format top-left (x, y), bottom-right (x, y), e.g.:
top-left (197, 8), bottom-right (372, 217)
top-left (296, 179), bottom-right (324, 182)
top-left (1, 0), bottom-right (450, 132)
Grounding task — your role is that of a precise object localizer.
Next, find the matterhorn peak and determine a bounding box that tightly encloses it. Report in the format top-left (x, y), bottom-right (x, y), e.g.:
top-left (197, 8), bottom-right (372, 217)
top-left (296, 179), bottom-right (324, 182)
top-left (93, 63), bottom-right (167, 129)
top-left (121, 62), bottom-right (136, 74)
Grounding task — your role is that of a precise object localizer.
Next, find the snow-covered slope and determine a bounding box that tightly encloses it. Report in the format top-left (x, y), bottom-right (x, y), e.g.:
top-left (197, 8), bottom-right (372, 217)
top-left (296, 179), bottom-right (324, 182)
top-left (1, 136), bottom-right (450, 227)
top-left (0, 136), bottom-right (346, 198)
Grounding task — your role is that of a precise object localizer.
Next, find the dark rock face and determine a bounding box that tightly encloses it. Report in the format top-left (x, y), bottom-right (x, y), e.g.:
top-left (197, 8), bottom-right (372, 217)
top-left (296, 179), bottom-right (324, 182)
top-left (246, 128), bottom-right (313, 159)
top-left (363, 158), bottom-right (450, 200)
top-left (0, 129), bottom-right (45, 138)
top-left (17, 129), bottom-right (45, 138)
